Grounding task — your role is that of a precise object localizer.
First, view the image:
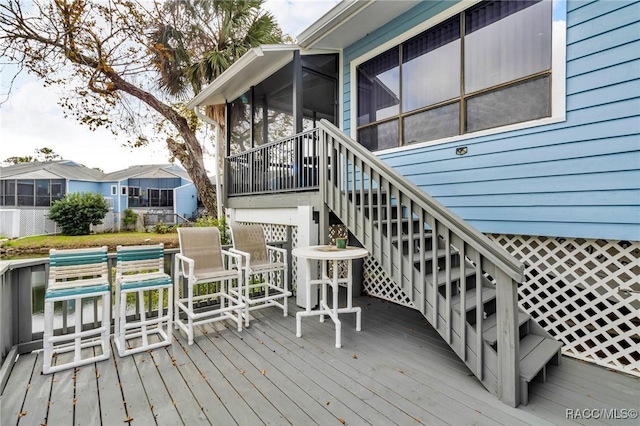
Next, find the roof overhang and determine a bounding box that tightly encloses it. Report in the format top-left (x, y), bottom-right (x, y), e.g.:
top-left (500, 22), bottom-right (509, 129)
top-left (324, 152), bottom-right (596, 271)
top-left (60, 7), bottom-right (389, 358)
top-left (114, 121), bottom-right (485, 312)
top-left (187, 45), bottom-right (300, 108)
top-left (297, 0), bottom-right (422, 50)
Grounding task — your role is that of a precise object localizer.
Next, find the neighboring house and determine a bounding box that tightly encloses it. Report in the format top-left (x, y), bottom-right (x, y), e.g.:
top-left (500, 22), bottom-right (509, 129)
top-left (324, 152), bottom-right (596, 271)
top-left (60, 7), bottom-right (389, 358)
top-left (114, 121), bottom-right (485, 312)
top-left (187, 0), bottom-right (640, 404)
top-left (0, 161), bottom-right (199, 237)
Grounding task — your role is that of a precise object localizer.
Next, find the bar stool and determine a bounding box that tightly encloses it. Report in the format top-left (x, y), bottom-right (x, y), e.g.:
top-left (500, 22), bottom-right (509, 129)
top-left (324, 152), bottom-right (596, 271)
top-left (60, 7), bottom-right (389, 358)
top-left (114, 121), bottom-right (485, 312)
top-left (43, 247), bottom-right (111, 374)
top-left (115, 244), bottom-right (173, 356)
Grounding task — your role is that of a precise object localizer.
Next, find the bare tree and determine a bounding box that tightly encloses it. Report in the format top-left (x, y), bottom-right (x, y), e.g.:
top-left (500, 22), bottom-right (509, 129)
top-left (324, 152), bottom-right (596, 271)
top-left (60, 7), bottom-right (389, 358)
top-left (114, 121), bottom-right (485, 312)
top-left (0, 0), bottom-right (284, 217)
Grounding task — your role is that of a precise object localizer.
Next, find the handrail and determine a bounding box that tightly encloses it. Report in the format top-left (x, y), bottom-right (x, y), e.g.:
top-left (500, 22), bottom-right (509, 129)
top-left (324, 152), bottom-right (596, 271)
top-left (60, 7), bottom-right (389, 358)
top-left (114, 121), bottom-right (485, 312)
top-left (318, 119), bottom-right (524, 282)
top-left (317, 119), bottom-right (523, 406)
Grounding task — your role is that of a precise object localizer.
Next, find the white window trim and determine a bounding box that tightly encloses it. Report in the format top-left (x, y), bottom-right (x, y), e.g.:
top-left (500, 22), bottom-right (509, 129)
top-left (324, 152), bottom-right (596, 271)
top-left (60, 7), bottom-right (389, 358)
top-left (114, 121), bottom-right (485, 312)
top-left (348, 0), bottom-right (567, 154)
top-left (121, 185), bottom-right (128, 196)
top-left (110, 185), bottom-right (117, 196)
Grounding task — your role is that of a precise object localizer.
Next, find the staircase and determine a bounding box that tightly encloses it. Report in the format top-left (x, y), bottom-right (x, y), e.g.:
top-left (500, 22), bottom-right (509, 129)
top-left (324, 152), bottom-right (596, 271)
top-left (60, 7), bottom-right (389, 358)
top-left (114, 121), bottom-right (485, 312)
top-left (316, 120), bottom-right (562, 407)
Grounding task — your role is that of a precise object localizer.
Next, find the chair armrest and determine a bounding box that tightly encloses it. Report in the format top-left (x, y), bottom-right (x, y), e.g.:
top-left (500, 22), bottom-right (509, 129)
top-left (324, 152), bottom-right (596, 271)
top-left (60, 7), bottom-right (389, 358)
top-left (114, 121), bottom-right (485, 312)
top-left (175, 253), bottom-right (195, 280)
top-left (229, 248), bottom-right (251, 265)
top-left (221, 250), bottom-right (243, 270)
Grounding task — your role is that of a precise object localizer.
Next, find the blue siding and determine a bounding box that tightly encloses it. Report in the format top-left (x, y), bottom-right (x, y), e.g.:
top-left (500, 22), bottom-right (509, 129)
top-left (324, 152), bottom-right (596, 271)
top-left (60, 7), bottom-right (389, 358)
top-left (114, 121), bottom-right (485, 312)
top-left (68, 180), bottom-right (102, 194)
top-left (175, 184), bottom-right (197, 219)
top-left (340, 0), bottom-right (640, 241)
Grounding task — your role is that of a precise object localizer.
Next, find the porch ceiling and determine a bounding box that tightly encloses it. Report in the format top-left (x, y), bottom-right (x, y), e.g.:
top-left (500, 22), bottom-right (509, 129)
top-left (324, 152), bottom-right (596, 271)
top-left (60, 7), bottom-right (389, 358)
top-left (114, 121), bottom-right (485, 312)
top-left (186, 45), bottom-right (299, 108)
top-left (297, 0), bottom-right (421, 50)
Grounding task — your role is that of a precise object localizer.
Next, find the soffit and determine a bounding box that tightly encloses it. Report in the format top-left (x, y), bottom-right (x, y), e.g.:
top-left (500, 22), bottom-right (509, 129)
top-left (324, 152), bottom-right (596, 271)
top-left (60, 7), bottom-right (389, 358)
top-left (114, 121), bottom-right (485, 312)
top-left (297, 0), bottom-right (421, 50)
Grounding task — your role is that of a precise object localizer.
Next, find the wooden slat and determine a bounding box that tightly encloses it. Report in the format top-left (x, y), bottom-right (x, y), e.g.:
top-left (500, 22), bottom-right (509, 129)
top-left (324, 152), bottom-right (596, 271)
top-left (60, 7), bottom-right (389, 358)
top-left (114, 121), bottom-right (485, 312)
top-left (16, 353), bottom-right (50, 426)
top-left (74, 348), bottom-right (101, 426)
top-left (95, 344), bottom-right (127, 425)
top-left (47, 352), bottom-right (76, 425)
top-left (0, 352), bottom-right (36, 426)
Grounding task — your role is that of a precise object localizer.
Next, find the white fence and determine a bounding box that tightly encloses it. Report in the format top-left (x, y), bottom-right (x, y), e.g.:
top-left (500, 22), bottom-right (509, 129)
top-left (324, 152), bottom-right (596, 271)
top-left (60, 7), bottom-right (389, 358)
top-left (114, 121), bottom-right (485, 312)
top-left (0, 208), bottom-right (118, 238)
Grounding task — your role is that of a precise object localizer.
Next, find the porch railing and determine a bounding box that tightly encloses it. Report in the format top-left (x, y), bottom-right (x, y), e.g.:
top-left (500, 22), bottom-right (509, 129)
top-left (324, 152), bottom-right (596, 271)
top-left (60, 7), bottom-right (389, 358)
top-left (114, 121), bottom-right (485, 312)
top-left (226, 129), bottom-right (320, 196)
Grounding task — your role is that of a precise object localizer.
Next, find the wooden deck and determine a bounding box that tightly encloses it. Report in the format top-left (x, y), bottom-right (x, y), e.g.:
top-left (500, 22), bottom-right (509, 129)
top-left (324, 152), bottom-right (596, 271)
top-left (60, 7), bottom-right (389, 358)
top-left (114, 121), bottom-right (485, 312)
top-left (1, 295), bottom-right (638, 425)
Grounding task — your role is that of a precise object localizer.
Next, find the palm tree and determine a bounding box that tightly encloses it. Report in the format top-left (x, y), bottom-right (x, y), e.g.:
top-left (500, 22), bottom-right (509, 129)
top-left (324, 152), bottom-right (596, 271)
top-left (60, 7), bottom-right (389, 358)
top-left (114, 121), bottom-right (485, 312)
top-left (150, 0), bottom-right (285, 204)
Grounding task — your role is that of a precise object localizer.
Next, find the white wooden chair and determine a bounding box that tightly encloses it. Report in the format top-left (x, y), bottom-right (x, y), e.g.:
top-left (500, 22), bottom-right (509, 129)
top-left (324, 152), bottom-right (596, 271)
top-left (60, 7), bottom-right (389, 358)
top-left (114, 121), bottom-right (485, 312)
top-left (230, 224), bottom-right (291, 327)
top-left (175, 227), bottom-right (245, 344)
top-left (43, 247), bottom-right (111, 374)
top-left (115, 244), bottom-right (173, 357)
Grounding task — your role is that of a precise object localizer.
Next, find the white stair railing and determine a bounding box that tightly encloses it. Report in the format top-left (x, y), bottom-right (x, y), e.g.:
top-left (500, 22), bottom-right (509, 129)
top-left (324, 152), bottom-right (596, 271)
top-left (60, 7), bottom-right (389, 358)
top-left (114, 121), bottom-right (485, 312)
top-left (317, 120), bottom-right (525, 407)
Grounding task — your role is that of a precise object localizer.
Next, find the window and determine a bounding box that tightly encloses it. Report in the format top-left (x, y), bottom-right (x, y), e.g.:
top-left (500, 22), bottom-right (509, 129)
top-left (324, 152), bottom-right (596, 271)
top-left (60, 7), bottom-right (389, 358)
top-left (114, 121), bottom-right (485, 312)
top-left (0, 179), bottom-right (65, 206)
top-left (111, 185), bottom-right (117, 196)
top-left (356, 0), bottom-right (553, 150)
top-left (148, 188), bottom-right (173, 207)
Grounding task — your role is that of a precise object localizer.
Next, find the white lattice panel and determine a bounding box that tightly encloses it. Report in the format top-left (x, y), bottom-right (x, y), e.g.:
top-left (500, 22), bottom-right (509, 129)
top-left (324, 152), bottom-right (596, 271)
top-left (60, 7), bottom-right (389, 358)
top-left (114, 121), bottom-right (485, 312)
top-left (363, 255), bottom-right (414, 307)
top-left (489, 234), bottom-right (640, 378)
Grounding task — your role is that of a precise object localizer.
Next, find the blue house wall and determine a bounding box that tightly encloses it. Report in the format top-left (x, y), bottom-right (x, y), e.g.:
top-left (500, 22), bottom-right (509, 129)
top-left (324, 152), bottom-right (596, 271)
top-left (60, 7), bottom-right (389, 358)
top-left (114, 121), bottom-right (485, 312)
top-left (68, 180), bottom-right (102, 194)
top-left (341, 0), bottom-right (640, 241)
top-left (175, 184), bottom-right (198, 219)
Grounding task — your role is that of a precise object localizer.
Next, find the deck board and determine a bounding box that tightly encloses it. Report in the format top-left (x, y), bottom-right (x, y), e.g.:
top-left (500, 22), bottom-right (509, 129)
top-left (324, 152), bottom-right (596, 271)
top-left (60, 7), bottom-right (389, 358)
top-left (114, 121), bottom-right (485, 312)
top-left (0, 352), bottom-right (35, 426)
top-left (95, 344), bottom-right (127, 426)
top-left (2, 295), bottom-right (638, 426)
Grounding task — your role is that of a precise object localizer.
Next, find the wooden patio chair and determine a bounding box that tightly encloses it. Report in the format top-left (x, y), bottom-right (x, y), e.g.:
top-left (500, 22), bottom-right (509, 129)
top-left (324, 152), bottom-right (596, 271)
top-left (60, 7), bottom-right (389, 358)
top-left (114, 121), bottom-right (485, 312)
top-left (115, 244), bottom-right (173, 357)
top-left (43, 247), bottom-right (111, 374)
top-left (175, 227), bottom-right (245, 345)
top-left (230, 224), bottom-right (291, 327)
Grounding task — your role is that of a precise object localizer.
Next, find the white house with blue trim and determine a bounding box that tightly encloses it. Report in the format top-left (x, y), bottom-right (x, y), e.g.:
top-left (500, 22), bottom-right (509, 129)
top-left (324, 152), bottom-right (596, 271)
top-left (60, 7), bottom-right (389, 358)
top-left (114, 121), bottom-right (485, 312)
top-left (188, 0), bottom-right (640, 401)
top-left (0, 161), bottom-right (199, 237)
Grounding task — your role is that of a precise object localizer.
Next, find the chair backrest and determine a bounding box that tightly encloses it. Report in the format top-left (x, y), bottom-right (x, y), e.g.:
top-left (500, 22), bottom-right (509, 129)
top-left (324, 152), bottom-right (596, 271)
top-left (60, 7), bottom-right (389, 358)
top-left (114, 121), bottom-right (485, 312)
top-left (116, 244), bottom-right (166, 276)
top-left (230, 224), bottom-right (269, 264)
top-left (49, 246), bottom-right (109, 284)
top-left (177, 227), bottom-right (224, 276)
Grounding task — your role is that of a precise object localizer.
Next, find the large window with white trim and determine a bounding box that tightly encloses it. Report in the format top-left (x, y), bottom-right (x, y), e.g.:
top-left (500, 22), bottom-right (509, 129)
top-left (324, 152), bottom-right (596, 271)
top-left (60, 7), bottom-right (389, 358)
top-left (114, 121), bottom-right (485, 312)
top-left (356, 0), bottom-right (552, 151)
top-left (0, 179), bottom-right (65, 207)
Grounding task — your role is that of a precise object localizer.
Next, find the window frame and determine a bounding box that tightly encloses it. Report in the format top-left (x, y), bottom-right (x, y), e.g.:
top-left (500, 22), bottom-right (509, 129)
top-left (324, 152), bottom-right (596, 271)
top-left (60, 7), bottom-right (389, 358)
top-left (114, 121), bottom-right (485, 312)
top-left (349, 0), bottom-right (566, 153)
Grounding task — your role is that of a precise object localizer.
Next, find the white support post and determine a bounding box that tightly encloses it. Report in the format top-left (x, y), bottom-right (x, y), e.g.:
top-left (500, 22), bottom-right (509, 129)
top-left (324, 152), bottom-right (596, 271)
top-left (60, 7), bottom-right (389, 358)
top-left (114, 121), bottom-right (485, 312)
top-left (296, 205), bottom-right (318, 308)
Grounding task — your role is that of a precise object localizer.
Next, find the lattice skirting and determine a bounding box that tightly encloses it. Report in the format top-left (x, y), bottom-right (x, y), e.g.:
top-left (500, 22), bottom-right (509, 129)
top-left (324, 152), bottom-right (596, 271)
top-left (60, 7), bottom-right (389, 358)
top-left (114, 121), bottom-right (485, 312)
top-left (489, 234), bottom-right (640, 378)
top-left (359, 231), bottom-right (639, 377)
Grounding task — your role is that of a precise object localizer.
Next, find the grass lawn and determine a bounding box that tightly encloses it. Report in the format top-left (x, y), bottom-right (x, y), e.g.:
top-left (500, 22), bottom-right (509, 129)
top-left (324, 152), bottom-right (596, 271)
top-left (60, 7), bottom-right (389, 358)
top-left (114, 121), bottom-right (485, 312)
top-left (2, 232), bottom-right (179, 256)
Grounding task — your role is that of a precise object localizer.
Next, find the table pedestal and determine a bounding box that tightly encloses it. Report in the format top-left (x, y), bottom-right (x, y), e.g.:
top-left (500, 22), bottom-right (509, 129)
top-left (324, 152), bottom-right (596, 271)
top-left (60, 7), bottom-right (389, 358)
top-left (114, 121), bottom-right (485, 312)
top-left (296, 257), bottom-right (362, 348)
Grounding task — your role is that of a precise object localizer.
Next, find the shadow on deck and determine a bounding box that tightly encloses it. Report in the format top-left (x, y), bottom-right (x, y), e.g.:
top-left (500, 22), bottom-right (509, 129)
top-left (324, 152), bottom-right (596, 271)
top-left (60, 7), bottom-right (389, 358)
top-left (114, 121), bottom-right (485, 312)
top-left (1, 295), bottom-right (638, 425)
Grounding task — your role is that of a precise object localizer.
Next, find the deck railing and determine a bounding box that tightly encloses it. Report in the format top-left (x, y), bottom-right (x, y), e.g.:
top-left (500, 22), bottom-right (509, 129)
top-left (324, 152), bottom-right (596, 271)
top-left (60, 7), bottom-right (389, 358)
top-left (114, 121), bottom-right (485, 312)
top-left (226, 130), bottom-right (320, 196)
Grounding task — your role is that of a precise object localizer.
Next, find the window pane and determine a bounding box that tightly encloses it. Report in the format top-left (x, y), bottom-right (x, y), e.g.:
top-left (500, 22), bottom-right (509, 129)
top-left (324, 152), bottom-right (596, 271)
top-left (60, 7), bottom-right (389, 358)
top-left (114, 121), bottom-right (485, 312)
top-left (4, 181), bottom-right (15, 206)
top-left (51, 180), bottom-right (65, 201)
top-left (17, 179), bottom-right (34, 206)
top-left (357, 120), bottom-right (399, 152)
top-left (229, 92), bottom-right (252, 154)
top-left (357, 47), bottom-right (400, 126)
top-left (35, 180), bottom-right (50, 206)
top-left (466, 75), bottom-right (550, 132)
top-left (403, 102), bottom-right (460, 144)
top-left (465, 0), bottom-right (551, 93)
top-left (402, 17), bottom-right (460, 111)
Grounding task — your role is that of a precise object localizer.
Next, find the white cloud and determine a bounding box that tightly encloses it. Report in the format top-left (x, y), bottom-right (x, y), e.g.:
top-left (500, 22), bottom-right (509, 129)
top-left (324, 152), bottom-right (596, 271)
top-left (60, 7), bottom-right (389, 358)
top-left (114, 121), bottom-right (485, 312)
top-left (0, 1), bottom-right (338, 173)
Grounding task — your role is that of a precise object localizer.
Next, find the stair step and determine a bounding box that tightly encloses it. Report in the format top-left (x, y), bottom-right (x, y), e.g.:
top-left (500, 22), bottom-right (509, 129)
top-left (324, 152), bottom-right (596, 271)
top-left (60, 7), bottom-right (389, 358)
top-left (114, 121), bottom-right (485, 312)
top-left (519, 334), bottom-right (563, 382)
top-left (450, 287), bottom-right (496, 313)
top-left (483, 311), bottom-right (531, 345)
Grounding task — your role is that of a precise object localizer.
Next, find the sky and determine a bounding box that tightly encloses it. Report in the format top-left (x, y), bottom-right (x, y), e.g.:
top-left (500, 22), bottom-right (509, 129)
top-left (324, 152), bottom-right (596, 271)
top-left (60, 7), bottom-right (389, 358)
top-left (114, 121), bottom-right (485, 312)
top-left (0, 0), bottom-right (340, 173)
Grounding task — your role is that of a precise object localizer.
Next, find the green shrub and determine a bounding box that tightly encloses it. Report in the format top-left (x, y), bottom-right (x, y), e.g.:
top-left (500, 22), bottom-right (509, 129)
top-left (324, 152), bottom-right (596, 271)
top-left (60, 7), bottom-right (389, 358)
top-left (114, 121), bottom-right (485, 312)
top-left (194, 215), bottom-right (230, 244)
top-left (48, 192), bottom-right (109, 235)
top-left (122, 208), bottom-right (138, 231)
top-left (152, 222), bottom-right (176, 234)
